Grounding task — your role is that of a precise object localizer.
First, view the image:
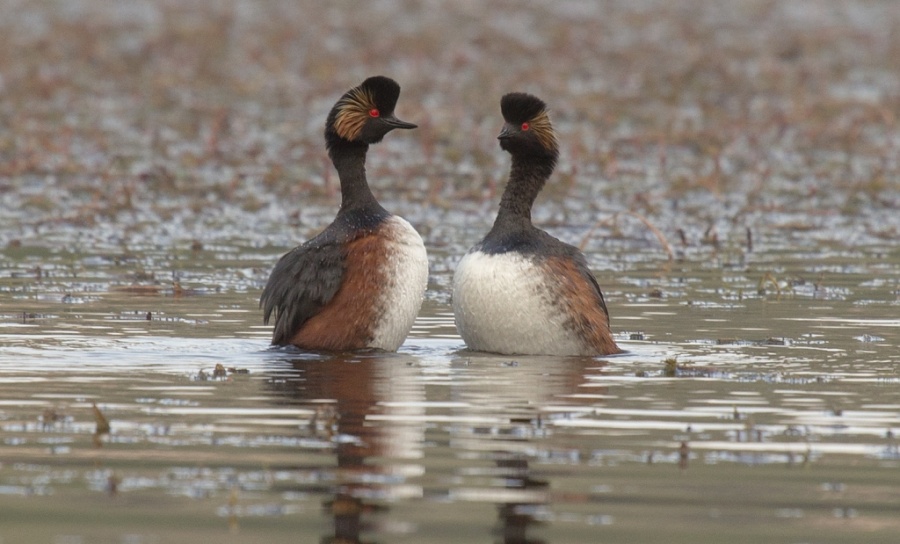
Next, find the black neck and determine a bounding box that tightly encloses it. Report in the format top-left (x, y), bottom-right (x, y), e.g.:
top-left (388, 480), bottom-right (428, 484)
top-left (492, 154), bottom-right (555, 231)
top-left (328, 140), bottom-right (383, 215)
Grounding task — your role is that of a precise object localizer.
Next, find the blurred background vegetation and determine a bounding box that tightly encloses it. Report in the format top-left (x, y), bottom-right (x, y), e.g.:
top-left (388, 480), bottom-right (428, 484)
top-left (1, 0), bottom-right (897, 257)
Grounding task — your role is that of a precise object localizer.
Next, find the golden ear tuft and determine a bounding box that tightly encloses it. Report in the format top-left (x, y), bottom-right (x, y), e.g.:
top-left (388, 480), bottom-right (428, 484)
top-left (333, 86), bottom-right (376, 141)
top-left (530, 109), bottom-right (558, 153)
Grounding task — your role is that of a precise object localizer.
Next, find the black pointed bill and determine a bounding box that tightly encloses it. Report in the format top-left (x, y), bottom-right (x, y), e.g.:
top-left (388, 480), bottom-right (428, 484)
top-left (382, 115), bottom-right (417, 130)
top-left (497, 124), bottom-right (512, 140)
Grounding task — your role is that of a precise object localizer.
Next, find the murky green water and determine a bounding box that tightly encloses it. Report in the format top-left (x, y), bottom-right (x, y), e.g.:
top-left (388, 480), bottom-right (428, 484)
top-left (2, 0), bottom-right (900, 542)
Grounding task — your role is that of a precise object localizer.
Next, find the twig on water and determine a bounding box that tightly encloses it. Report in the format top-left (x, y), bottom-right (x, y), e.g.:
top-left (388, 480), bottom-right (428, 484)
top-left (578, 215), bottom-right (617, 251)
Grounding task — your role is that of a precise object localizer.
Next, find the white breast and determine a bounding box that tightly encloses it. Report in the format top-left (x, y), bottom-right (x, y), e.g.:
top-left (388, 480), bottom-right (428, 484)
top-left (370, 216), bottom-right (429, 351)
top-left (451, 250), bottom-right (588, 356)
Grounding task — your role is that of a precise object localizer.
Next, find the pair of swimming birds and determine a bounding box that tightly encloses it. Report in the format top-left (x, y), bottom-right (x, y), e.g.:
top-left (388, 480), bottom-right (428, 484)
top-left (260, 76), bottom-right (622, 357)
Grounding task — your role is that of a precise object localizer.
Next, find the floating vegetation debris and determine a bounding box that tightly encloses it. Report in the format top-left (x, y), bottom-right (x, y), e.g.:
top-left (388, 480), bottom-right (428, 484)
top-left (91, 402), bottom-right (110, 448)
top-left (195, 363), bottom-right (249, 381)
top-left (757, 273), bottom-right (782, 299)
top-left (663, 356), bottom-right (680, 377)
top-left (679, 441), bottom-right (690, 471)
top-left (659, 356), bottom-right (722, 378)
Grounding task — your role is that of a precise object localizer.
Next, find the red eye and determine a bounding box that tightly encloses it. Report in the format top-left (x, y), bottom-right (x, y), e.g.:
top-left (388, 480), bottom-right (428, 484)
top-left (521, 122), bottom-right (529, 131)
top-left (369, 108), bottom-right (380, 118)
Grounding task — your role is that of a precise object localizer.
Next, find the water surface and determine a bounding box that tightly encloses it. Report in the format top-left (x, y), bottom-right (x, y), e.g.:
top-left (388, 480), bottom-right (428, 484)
top-left (2, 239), bottom-right (898, 543)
